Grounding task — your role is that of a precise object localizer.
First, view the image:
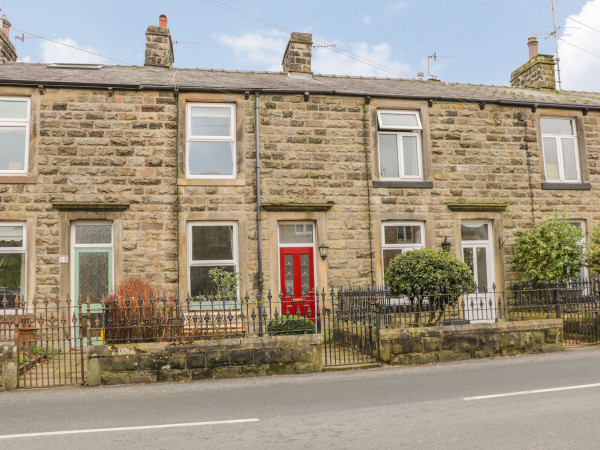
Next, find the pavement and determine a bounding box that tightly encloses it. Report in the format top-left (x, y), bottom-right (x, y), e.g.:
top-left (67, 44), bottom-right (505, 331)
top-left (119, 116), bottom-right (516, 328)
top-left (1, 347), bottom-right (600, 449)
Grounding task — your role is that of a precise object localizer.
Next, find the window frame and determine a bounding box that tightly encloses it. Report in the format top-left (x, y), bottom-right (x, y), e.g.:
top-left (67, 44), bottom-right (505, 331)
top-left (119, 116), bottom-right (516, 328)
top-left (0, 96), bottom-right (31, 176)
top-left (185, 102), bottom-right (236, 180)
top-left (377, 110), bottom-right (423, 181)
top-left (540, 117), bottom-right (581, 183)
top-left (187, 221), bottom-right (239, 297)
top-left (0, 222), bottom-right (27, 308)
top-left (568, 220), bottom-right (588, 280)
top-left (381, 221), bottom-right (425, 272)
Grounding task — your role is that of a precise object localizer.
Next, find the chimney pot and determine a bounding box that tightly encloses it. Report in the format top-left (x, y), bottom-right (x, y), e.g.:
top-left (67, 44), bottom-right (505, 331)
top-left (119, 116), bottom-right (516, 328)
top-left (527, 36), bottom-right (538, 59)
top-left (159, 14), bottom-right (168, 28)
top-left (417, 72), bottom-right (424, 80)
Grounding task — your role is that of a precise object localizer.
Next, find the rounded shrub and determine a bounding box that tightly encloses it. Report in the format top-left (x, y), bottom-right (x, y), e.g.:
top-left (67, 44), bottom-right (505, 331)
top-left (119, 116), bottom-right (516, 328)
top-left (266, 315), bottom-right (316, 335)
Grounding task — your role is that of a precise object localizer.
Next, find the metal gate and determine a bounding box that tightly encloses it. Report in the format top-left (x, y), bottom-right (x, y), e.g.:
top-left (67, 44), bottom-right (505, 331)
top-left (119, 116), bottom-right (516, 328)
top-left (322, 288), bottom-right (379, 366)
top-left (5, 296), bottom-right (87, 388)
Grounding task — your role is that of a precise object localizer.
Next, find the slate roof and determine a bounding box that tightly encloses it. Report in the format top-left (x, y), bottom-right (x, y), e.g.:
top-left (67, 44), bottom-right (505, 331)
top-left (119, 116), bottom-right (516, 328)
top-left (1, 61), bottom-right (600, 107)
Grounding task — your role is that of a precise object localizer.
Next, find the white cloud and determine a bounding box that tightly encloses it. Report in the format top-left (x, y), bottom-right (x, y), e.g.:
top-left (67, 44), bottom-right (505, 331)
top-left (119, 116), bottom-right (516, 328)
top-left (363, 15), bottom-right (372, 25)
top-left (39, 38), bottom-right (105, 64)
top-left (18, 56), bottom-right (32, 63)
top-left (385, 1), bottom-right (408, 15)
top-left (216, 30), bottom-right (410, 77)
top-left (214, 30), bottom-right (287, 71)
top-left (557, 0), bottom-right (600, 91)
top-left (313, 41), bottom-right (410, 77)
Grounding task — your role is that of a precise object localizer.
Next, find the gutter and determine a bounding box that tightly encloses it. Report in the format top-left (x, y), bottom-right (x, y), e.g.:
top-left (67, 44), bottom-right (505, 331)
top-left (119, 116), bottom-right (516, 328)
top-left (1, 78), bottom-right (599, 112)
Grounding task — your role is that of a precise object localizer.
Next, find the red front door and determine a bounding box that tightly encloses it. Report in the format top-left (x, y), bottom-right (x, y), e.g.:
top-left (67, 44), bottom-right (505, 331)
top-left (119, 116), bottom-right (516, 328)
top-left (279, 247), bottom-right (315, 320)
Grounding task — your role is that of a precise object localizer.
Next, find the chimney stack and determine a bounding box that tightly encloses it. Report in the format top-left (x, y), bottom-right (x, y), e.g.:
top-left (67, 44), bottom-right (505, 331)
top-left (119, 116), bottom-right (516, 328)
top-left (144, 14), bottom-right (174, 69)
top-left (510, 36), bottom-right (556, 91)
top-left (0, 14), bottom-right (17, 62)
top-left (282, 32), bottom-right (313, 76)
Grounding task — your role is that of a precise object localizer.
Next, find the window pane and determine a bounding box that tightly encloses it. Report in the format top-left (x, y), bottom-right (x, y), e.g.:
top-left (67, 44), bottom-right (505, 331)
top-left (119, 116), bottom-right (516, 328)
top-left (383, 225), bottom-right (422, 245)
top-left (189, 265), bottom-right (234, 297)
top-left (190, 106), bottom-right (231, 137)
top-left (300, 254), bottom-right (310, 295)
top-left (284, 254), bottom-right (295, 297)
top-left (0, 253), bottom-right (25, 307)
top-left (541, 117), bottom-right (573, 135)
top-left (383, 249), bottom-right (403, 271)
top-left (0, 126), bottom-right (26, 171)
top-left (191, 225), bottom-right (234, 261)
top-left (542, 137), bottom-right (560, 181)
top-left (402, 135), bottom-right (419, 177)
top-left (476, 247), bottom-right (488, 290)
top-left (78, 252), bottom-right (108, 304)
top-left (463, 247), bottom-right (474, 277)
top-left (75, 225), bottom-right (112, 245)
top-left (461, 223), bottom-right (488, 241)
top-left (0, 100), bottom-right (28, 120)
top-left (0, 226), bottom-right (24, 248)
top-left (188, 141), bottom-right (234, 176)
top-left (379, 134), bottom-right (399, 178)
top-left (379, 112), bottom-right (420, 129)
top-left (561, 137), bottom-right (578, 181)
top-left (279, 224), bottom-right (313, 244)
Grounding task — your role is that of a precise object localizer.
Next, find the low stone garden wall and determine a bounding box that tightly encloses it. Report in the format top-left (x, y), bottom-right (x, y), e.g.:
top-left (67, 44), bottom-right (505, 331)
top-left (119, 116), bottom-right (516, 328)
top-left (0, 345), bottom-right (18, 391)
top-left (88, 334), bottom-right (323, 386)
top-left (378, 319), bottom-right (563, 365)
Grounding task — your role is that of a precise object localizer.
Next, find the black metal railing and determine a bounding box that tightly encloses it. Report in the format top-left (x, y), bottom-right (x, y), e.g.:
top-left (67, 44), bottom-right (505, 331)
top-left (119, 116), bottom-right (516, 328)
top-left (92, 291), bottom-right (322, 343)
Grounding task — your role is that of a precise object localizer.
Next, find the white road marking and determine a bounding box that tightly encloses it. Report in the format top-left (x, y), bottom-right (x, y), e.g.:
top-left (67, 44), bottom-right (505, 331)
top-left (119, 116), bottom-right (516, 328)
top-left (0, 418), bottom-right (260, 439)
top-left (464, 382), bottom-right (600, 400)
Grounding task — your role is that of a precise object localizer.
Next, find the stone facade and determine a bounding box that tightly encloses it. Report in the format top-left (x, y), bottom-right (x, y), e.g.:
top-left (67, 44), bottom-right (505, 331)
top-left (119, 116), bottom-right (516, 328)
top-left (87, 334), bottom-right (323, 385)
top-left (0, 345), bottom-right (18, 391)
top-left (144, 21), bottom-right (174, 68)
top-left (378, 319), bottom-right (563, 365)
top-left (282, 32), bottom-right (313, 75)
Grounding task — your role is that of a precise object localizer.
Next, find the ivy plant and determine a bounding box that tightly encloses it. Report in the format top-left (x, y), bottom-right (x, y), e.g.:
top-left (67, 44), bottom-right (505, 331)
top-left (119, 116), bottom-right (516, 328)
top-left (512, 214), bottom-right (584, 283)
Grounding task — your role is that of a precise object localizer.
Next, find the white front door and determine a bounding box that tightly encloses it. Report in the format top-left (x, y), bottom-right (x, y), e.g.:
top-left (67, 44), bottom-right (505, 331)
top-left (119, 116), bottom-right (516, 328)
top-left (461, 221), bottom-right (496, 322)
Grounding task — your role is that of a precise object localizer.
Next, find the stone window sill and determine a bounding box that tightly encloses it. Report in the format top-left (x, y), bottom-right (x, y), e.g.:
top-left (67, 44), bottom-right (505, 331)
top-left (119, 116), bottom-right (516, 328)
top-left (541, 182), bottom-right (591, 190)
top-left (178, 178), bottom-right (245, 187)
top-left (0, 176), bottom-right (36, 184)
top-left (373, 180), bottom-right (433, 189)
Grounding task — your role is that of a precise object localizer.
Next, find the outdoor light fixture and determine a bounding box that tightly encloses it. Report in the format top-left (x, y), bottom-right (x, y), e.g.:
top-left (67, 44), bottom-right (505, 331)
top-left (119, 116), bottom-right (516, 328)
top-left (441, 236), bottom-right (451, 253)
top-left (318, 243), bottom-right (329, 260)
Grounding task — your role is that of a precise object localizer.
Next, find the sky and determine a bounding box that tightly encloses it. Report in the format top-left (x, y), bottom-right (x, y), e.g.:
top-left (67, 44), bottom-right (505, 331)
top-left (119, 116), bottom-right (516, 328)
top-left (3, 0), bottom-right (600, 91)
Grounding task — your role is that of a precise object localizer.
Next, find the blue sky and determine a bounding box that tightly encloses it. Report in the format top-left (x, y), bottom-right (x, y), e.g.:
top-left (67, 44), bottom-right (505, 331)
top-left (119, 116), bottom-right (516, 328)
top-left (4, 0), bottom-right (600, 90)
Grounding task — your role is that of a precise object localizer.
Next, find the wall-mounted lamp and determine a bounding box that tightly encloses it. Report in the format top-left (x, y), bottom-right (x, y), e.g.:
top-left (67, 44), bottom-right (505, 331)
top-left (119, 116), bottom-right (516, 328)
top-left (441, 236), bottom-right (451, 253)
top-left (318, 243), bottom-right (329, 260)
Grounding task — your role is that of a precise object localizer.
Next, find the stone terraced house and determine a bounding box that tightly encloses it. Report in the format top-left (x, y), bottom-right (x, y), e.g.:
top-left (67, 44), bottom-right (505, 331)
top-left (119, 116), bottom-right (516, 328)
top-left (0, 15), bottom-right (599, 318)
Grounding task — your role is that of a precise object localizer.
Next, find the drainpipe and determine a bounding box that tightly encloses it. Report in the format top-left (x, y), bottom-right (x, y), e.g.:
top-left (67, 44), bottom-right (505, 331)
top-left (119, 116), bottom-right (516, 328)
top-left (255, 92), bottom-right (263, 297)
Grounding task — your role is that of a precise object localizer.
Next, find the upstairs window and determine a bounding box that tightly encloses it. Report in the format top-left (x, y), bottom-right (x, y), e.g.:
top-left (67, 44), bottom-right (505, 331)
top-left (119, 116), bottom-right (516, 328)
top-left (0, 97), bottom-right (30, 175)
top-left (186, 103), bottom-right (236, 178)
top-left (541, 117), bottom-right (580, 183)
top-left (382, 222), bottom-right (425, 272)
top-left (377, 110), bottom-right (422, 180)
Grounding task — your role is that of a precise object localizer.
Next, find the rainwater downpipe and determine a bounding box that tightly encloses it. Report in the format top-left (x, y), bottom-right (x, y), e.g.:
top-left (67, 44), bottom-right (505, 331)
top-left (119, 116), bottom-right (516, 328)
top-left (255, 92), bottom-right (264, 298)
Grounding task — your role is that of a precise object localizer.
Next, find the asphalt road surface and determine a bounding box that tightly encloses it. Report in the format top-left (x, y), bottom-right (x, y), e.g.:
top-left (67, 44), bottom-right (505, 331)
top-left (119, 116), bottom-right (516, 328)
top-left (1, 348), bottom-right (600, 449)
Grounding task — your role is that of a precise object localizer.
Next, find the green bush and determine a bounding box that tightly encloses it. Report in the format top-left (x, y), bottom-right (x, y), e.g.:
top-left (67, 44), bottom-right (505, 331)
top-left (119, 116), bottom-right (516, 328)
top-left (586, 225), bottom-right (600, 276)
top-left (266, 315), bottom-right (316, 335)
top-left (384, 248), bottom-right (475, 324)
top-left (512, 213), bottom-right (584, 283)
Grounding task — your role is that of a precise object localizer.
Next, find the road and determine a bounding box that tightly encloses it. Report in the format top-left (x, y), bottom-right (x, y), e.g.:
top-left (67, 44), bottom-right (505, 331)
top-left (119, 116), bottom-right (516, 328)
top-left (1, 348), bottom-right (600, 449)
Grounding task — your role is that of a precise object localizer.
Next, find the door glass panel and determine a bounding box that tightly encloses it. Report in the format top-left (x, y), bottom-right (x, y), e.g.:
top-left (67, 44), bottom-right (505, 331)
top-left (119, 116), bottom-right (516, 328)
top-left (0, 226), bottom-right (23, 247)
top-left (75, 225), bottom-right (112, 245)
top-left (284, 254), bottom-right (294, 297)
top-left (0, 253), bottom-right (24, 307)
top-left (191, 225), bottom-right (234, 261)
top-left (561, 137), bottom-right (578, 181)
top-left (78, 252), bottom-right (109, 304)
top-left (300, 254), bottom-right (310, 295)
top-left (0, 126), bottom-right (27, 171)
top-left (402, 135), bottom-right (419, 177)
top-left (463, 247), bottom-right (474, 277)
top-left (279, 224), bottom-right (313, 244)
top-left (476, 247), bottom-right (488, 291)
top-left (461, 223), bottom-right (488, 241)
top-left (543, 137), bottom-right (560, 181)
top-left (189, 265), bottom-right (234, 297)
top-left (378, 134), bottom-right (399, 178)
top-left (383, 249), bottom-right (403, 272)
